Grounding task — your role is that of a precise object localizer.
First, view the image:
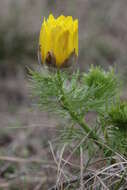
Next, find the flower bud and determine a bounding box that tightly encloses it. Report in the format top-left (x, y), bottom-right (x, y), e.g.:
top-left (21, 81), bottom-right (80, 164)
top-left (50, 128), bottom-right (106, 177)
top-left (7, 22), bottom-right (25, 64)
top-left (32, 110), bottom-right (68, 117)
top-left (39, 14), bottom-right (78, 68)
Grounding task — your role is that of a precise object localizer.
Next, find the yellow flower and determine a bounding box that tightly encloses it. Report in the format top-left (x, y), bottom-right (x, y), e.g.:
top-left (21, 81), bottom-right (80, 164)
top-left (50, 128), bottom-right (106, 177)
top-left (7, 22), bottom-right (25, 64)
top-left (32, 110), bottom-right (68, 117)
top-left (39, 14), bottom-right (78, 67)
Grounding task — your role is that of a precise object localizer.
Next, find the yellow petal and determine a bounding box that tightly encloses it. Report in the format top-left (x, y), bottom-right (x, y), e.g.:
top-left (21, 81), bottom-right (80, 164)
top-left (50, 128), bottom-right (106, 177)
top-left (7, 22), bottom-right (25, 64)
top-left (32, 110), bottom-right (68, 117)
top-left (39, 14), bottom-right (78, 66)
top-left (55, 30), bottom-right (70, 66)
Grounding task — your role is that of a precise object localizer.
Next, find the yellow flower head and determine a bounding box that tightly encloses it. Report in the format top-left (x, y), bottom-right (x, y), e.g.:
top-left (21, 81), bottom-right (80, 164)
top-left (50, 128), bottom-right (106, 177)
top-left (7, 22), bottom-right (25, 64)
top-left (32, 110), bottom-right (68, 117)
top-left (39, 14), bottom-right (78, 67)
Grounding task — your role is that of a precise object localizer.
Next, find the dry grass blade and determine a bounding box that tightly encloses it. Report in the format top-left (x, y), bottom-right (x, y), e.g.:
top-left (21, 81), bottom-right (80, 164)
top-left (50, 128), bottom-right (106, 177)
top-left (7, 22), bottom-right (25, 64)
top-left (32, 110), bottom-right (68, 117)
top-left (0, 155), bottom-right (53, 164)
top-left (94, 175), bottom-right (109, 190)
top-left (48, 132), bottom-right (92, 189)
top-left (83, 161), bottom-right (127, 188)
top-left (48, 173), bottom-right (92, 190)
top-left (80, 146), bottom-right (84, 190)
top-left (56, 144), bottom-right (66, 187)
top-left (49, 141), bottom-right (69, 189)
top-left (62, 131), bottom-right (91, 169)
top-left (34, 181), bottom-right (44, 190)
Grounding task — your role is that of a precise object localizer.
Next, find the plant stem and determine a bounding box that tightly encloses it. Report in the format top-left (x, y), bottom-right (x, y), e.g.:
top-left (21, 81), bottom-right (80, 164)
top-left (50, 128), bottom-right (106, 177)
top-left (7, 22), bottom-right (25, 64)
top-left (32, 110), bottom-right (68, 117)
top-left (57, 70), bottom-right (103, 149)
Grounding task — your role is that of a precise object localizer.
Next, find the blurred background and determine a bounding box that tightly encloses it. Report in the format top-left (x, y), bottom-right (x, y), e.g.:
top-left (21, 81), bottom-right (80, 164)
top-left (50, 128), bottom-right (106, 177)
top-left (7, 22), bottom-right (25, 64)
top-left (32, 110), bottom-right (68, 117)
top-left (0, 0), bottom-right (127, 188)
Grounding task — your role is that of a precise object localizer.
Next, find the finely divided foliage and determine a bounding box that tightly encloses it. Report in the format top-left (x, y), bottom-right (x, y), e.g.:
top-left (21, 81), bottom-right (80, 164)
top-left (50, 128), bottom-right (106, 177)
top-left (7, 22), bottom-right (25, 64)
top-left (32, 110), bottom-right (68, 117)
top-left (31, 67), bottom-right (118, 118)
top-left (31, 66), bottom-right (127, 188)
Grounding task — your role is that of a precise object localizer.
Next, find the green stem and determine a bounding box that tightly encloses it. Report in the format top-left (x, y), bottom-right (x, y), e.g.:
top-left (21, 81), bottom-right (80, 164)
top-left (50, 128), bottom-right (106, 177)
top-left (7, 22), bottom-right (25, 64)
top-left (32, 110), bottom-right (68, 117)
top-left (57, 70), bottom-right (103, 149)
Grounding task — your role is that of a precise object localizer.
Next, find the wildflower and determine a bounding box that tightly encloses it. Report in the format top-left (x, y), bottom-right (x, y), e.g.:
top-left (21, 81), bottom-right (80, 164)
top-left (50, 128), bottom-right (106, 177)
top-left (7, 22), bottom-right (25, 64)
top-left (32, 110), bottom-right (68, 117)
top-left (39, 14), bottom-right (78, 67)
